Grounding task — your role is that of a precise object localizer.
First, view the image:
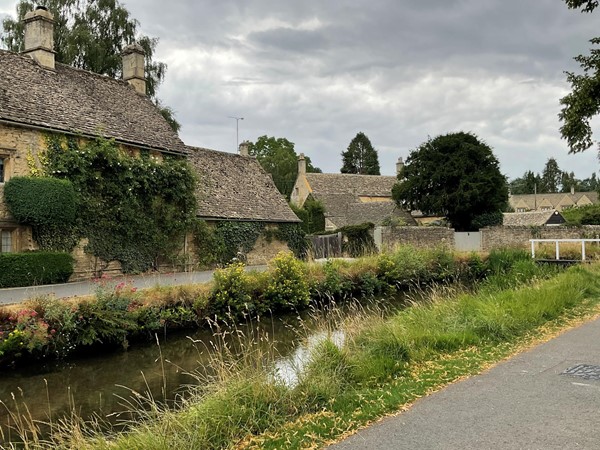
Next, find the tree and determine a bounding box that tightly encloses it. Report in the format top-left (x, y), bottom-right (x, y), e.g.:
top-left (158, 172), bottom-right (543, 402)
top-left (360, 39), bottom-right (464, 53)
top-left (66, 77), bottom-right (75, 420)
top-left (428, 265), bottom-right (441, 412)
top-left (541, 158), bottom-right (562, 193)
top-left (509, 170), bottom-right (538, 194)
top-left (340, 132), bottom-right (380, 175)
top-left (248, 136), bottom-right (321, 199)
top-left (559, 0), bottom-right (600, 152)
top-left (1, 0), bottom-right (179, 132)
top-left (392, 132), bottom-right (508, 231)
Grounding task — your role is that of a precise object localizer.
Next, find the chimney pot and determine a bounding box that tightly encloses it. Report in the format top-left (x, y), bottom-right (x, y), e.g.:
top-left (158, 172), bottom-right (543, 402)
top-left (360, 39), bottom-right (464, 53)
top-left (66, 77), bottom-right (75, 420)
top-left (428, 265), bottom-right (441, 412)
top-left (23, 7), bottom-right (56, 70)
top-left (298, 153), bottom-right (306, 176)
top-left (396, 156), bottom-right (405, 177)
top-left (122, 43), bottom-right (146, 95)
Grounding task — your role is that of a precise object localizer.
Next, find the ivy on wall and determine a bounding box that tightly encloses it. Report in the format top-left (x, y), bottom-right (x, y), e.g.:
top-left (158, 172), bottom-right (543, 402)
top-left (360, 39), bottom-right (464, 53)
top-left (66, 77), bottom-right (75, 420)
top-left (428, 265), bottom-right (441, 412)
top-left (36, 135), bottom-right (198, 273)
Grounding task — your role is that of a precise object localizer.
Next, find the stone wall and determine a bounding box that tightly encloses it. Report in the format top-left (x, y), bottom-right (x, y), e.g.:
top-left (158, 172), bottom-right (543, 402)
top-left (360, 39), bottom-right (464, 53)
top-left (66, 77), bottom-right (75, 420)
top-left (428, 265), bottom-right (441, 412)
top-left (481, 226), bottom-right (600, 251)
top-left (379, 226), bottom-right (455, 250)
top-left (246, 232), bottom-right (290, 265)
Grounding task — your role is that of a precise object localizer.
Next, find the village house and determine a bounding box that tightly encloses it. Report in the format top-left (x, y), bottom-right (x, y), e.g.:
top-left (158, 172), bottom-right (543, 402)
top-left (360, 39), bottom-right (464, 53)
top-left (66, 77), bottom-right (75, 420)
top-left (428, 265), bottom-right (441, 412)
top-left (0, 6), bottom-right (300, 275)
top-left (503, 210), bottom-right (566, 227)
top-left (290, 155), bottom-right (415, 230)
top-left (509, 191), bottom-right (598, 213)
top-left (0, 6), bottom-right (187, 256)
top-left (188, 143), bottom-right (301, 264)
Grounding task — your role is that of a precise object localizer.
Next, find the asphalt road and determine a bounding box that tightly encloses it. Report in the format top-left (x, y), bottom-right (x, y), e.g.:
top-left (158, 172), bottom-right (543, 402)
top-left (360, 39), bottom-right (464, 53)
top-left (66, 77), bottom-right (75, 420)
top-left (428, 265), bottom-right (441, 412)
top-left (329, 316), bottom-right (600, 450)
top-left (0, 265), bottom-right (267, 305)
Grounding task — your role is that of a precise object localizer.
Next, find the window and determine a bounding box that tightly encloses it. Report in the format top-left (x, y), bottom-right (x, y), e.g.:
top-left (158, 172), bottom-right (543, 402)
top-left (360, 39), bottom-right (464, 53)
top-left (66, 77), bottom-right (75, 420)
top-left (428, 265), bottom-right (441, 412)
top-left (0, 157), bottom-right (4, 183)
top-left (1, 230), bottom-right (12, 253)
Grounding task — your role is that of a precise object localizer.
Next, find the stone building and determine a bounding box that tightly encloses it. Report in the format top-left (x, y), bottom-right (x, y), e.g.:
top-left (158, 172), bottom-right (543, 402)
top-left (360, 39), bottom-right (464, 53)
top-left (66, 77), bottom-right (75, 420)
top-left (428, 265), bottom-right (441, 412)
top-left (188, 145), bottom-right (301, 264)
top-left (509, 192), bottom-right (598, 213)
top-left (503, 210), bottom-right (566, 227)
top-left (290, 155), bottom-right (415, 230)
top-left (0, 7), bottom-right (187, 268)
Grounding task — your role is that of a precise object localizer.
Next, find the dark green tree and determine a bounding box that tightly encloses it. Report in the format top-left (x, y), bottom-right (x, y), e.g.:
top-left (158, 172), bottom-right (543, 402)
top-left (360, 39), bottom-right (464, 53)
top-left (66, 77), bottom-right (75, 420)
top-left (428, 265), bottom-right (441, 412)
top-left (509, 170), bottom-right (538, 194)
top-left (541, 158), bottom-right (562, 193)
top-left (1, 0), bottom-right (179, 131)
top-left (248, 136), bottom-right (321, 199)
top-left (392, 132), bottom-right (508, 231)
top-left (340, 132), bottom-right (381, 175)
top-left (559, 0), bottom-right (600, 152)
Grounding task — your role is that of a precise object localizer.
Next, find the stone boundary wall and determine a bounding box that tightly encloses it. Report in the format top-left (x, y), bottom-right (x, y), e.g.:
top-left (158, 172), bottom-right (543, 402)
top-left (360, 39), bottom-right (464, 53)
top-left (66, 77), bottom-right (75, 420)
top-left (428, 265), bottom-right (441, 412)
top-left (378, 226), bottom-right (455, 250)
top-left (481, 226), bottom-right (600, 251)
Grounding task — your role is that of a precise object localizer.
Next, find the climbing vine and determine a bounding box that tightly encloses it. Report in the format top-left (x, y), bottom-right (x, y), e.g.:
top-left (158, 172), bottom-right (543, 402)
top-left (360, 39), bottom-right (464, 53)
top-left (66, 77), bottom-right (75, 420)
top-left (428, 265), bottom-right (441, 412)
top-left (39, 135), bottom-right (197, 273)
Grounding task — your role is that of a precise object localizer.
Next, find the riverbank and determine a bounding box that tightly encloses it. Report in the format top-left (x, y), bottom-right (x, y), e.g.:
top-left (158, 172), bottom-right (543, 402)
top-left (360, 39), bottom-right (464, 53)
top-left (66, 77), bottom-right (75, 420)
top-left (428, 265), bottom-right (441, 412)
top-left (4, 248), bottom-right (590, 449)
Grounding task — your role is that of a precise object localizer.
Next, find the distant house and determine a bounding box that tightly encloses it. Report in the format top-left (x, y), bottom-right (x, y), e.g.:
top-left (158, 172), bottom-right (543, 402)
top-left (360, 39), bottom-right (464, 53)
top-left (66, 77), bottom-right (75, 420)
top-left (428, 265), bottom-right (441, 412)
top-left (509, 192), bottom-right (598, 213)
top-left (0, 7), bottom-right (187, 258)
top-left (291, 155), bottom-right (415, 230)
top-left (187, 145), bottom-right (301, 263)
top-left (503, 210), bottom-right (566, 227)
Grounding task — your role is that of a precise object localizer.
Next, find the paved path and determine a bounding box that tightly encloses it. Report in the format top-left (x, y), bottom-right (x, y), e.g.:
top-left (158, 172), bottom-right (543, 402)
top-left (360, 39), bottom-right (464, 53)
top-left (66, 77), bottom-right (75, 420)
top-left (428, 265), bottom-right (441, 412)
top-left (0, 266), bottom-right (266, 305)
top-left (329, 317), bottom-right (600, 450)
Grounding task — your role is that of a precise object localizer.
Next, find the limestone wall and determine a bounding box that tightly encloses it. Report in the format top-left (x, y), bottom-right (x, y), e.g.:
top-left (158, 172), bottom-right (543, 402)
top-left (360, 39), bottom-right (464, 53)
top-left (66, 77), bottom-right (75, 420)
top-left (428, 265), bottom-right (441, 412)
top-left (481, 226), bottom-right (600, 251)
top-left (246, 232), bottom-right (290, 266)
top-left (379, 226), bottom-right (455, 250)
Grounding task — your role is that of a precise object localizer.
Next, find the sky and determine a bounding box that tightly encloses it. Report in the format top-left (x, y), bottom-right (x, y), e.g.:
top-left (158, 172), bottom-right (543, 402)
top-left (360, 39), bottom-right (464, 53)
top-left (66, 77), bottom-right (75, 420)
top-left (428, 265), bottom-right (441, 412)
top-left (1, 0), bottom-right (599, 180)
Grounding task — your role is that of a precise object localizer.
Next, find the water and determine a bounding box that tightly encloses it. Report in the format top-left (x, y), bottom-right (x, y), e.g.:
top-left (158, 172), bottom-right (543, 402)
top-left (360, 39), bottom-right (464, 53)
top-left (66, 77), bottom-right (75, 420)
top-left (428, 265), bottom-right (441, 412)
top-left (0, 296), bottom-right (407, 442)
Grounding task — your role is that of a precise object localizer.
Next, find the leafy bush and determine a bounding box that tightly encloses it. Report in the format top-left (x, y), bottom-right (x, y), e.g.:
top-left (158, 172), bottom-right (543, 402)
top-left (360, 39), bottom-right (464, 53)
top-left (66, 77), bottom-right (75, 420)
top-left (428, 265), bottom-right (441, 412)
top-left (210, 263), bottom-right (259, 318)
top-left (0, 252), bottom-right (74, 288)
top-left (290, 198), bottom-right (326, 234)
top-left (471, 211), bottom-right (503, 229)
top-left (3, 176), bottom-right (76, 227)
top-left (263, 252), bottom-right (310, 310)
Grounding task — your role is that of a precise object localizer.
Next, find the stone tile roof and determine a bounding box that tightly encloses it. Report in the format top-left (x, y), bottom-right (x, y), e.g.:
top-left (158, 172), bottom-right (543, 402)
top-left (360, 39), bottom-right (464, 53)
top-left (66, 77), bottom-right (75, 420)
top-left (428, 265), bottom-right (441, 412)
top-left (305, 173), bottom-right (397, 197)
top-left (0, 50), bottom-right (187, 155)
top-left (303, 173), bottom-right (415, 227)
top-left (509, 192), bottom-right (598, 211)
top-left (188, 146), bottom-right (300, 223)
top-left (503, 211), bottom-right (565, 226)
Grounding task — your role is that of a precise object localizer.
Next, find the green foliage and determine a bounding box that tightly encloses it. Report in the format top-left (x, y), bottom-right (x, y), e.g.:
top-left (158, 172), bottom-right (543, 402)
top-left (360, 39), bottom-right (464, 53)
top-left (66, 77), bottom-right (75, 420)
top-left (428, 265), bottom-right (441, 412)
top-left (44, 135), bottom-right (197, 273)
top-left (4, 176), bottom-right (76, 227)
top-left (471, 211), bottom-right (504, 229)
top-left (393, 132), bottom-right (508, 231)
top-left (248, 136), bottom-right (321, 199)
top-left (0, 252), bottom-right (73, 288)
top-left (192, 220), bottom-right (220, 267)
top-left (263, 252), bottom-right (310, 310)
top-left (214, 221), bottom-right (265, 264)
top-left (340, 132), bottom-right (380, 175)
top-left (541, 158), bottom-right (562, 193)
top-left (274, 223), bottom-right (309, 259)
top-left (339, 223), bottom-right (376, 257)
top-left (210, 263), bottom-right (258, 318)
top-left (290, 198), bottom-right (326, 234)
top-left (562, 204), bottom-right (600, 225)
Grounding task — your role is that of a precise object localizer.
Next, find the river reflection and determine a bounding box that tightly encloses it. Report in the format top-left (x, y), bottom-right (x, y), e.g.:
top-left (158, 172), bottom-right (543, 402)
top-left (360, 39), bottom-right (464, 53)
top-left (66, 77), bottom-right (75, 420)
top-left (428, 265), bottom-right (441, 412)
top-left (0, 295), bottom-right (406, 442)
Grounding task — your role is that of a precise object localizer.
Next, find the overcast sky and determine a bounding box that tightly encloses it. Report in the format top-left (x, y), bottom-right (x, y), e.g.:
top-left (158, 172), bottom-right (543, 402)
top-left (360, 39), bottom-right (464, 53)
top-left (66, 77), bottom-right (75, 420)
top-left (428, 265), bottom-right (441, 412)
top-left (1, 0), bottom-right (599, 180)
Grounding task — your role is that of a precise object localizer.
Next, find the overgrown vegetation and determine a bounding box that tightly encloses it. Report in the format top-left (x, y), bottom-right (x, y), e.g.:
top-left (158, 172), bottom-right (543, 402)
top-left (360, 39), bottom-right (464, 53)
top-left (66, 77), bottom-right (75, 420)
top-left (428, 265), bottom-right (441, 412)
top-left (9, 248), bottom-right (595, 449)
top-left (290, 197), bottom-right (326, 234)
top-left (317, 223), bottom-right (377, 257)
top-left (0, 252), bottom-right (74, 288)
top-left (34, 135), bottom-right (197, 273)
top-left (561, 204), bottom-right (600, 225)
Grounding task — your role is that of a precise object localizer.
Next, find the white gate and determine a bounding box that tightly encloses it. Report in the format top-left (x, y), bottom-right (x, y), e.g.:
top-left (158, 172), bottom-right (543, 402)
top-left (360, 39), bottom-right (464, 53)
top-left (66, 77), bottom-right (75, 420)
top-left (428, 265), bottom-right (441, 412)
top-left (455, 232), bottom-right (482, 252)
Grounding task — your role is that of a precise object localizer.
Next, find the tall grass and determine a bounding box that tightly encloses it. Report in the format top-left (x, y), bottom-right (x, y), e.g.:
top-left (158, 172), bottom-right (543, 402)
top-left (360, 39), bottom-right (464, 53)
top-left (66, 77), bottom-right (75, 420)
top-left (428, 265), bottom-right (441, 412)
top-left (6, 255), bottom-right (599, 449)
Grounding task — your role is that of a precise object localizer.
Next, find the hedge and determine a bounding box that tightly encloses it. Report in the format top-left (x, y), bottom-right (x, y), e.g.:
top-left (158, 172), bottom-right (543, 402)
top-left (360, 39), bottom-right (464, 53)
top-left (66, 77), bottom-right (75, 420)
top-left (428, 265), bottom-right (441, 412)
top-left (0, 252), bottom-right (74, 288)
top-left (3, 176), bottom-right (76, 227)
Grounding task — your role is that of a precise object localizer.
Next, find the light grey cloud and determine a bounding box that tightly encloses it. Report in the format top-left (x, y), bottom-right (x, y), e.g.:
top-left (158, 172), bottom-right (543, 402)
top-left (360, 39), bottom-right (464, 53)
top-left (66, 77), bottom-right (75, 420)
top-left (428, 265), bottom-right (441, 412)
top-left (1, 0), bottom-right (599, 179)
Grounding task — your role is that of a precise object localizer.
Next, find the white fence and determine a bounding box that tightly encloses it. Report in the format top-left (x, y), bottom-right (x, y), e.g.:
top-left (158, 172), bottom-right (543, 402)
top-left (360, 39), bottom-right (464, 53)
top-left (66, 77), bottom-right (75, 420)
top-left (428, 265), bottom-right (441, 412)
top-left (530, 239), bottom-right (600, 261)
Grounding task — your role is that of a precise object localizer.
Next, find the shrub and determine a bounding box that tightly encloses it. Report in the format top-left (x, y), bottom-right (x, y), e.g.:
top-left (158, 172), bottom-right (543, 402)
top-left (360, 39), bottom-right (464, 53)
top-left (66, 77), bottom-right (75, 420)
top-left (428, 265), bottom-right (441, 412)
top-left (471, 211), bottom-right (503, 229)
top-left (3, 176), bottom-right (76, 227)
top-left (0, 252), bottom-right (74, 288)
top-left (263, 252), bottom-right (310, 310)
top-left (210, 263), bottom-right (259, 318)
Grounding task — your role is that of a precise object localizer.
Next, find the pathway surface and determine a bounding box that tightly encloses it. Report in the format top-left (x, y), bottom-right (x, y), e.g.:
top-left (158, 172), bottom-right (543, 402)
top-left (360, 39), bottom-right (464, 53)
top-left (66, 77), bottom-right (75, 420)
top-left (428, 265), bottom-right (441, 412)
top-left (329, 316), bottom-right (600, 450)
top-left (0, 265), bottom-right (267, 305)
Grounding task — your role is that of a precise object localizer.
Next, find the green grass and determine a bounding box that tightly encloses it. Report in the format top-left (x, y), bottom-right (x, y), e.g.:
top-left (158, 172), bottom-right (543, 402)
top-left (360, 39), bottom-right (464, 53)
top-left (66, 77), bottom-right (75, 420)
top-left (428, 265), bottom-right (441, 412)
top-left (7, 262), bottom-right (600, 450)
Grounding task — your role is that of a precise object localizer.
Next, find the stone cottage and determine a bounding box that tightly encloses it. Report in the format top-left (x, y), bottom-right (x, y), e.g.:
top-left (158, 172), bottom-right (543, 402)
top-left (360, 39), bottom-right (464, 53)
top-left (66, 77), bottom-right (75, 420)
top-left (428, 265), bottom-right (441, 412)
top-left (509, 192), bottom-right (598, 213)
top-left (188, 144), bottom-right (301, 264)
top-left (0, 7), bottom-right (187, 260)
top-left (290, 155), bottom-right (415, 230)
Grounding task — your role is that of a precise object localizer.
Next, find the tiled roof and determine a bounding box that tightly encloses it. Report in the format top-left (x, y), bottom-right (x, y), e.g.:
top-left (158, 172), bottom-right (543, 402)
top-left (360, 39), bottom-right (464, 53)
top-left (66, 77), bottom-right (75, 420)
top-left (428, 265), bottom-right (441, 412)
top-left (509, 192), bottom-right (598, 211)
top-left (503, 211), bottom-right (565, 226)
top-left (0, 50), bottom-right (187, 155)
top-left (188, 147), bottom-right (300, 223)
top-left (303, 173), bottom-right (415, 227)
top-left (305, 173), bottom-right (397, 196)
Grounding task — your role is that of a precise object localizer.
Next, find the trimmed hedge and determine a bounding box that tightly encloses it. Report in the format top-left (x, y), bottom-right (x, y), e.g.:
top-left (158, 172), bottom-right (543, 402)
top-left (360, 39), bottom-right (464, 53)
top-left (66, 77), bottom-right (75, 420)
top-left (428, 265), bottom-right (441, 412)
top-left (0, 252), bottom-right (74, 288)
top-left (3, 176), bottom-right (76, 227)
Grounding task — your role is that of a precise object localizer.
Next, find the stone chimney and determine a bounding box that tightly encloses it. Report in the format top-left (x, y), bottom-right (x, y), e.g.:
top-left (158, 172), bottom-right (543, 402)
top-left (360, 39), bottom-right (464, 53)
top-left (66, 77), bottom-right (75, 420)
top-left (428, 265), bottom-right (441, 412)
top-left (122, 43), bottom-right (146, 95)
top-left (298, 153), bottom-right (306, 176)
top-left (571, 185), bottom-right (575, 195)
top-left (396, 157), bottom-right (405, 177)
top-left (239, 141), bottom-right (250, 156)
top-left (23, 6), bottom-right (56, 70)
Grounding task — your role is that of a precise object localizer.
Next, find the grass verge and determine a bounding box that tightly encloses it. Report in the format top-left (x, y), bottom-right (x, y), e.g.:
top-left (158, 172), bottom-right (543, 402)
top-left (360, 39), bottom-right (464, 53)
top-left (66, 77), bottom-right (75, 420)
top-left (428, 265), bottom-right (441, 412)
top-left (14, 262), bottom-right (600, 449)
